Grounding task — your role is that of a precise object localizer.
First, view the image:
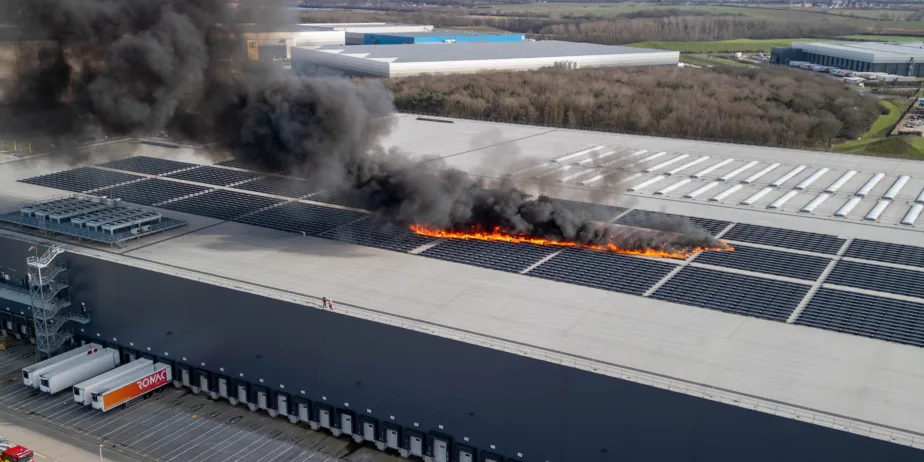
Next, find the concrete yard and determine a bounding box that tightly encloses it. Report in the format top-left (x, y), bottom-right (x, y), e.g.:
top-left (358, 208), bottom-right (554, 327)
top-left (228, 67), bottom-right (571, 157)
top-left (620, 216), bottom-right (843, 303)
top-left (0, 345), bottom-right (398, 462)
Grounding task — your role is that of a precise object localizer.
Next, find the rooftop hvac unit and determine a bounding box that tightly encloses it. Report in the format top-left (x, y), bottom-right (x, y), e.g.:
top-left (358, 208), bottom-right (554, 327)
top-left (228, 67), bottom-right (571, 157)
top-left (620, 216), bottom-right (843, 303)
top-left (130, 228), bottom-right (141, 235)
top-left (141, 225), bottom-right (152, 232)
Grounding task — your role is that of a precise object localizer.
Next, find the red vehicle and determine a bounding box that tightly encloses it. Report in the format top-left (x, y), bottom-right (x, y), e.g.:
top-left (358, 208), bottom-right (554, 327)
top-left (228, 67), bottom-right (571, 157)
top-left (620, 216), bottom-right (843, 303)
top-left (0, 445), bottom-right (33, 462)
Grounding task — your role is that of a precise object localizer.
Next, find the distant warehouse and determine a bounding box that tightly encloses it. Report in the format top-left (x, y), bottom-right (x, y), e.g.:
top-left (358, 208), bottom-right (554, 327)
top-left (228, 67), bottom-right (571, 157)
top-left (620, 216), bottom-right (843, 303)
top-left (771, 41), bottom-right (924, 76)
top-left (291, 41), bottom-right (679, 77)
top-left (360, 29), bottom-right (525, 45)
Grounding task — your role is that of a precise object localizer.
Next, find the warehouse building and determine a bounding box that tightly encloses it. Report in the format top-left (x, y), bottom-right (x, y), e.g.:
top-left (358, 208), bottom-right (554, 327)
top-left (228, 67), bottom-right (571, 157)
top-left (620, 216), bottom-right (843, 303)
top-left (361, 29), bottom-right (524, 45)
top-left (292, 40), bottom-right (679, 77)
top-left (771, 41), bottom-right (924, 76)
top-left (301, 23), bottom-right (435, 45)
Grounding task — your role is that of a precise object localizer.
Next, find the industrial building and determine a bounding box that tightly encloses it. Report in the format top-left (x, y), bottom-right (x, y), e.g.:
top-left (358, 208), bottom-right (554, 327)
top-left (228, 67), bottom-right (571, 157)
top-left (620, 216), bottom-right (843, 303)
top-left (292, 40), bottom-right (679, 77)
top-left (771, 41), bottom-right (924, 76)
top-left (302, 23), bottom-right (435, 45)
top-left (2, 116), bottom-right (924, 461)
top-left (361, 29), bottom-right (524, 45)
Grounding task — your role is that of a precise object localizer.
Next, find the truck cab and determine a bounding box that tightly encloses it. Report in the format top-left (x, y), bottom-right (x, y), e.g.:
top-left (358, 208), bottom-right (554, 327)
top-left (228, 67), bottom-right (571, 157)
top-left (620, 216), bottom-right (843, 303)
top-left (0, 446), bottom-right (33, 462)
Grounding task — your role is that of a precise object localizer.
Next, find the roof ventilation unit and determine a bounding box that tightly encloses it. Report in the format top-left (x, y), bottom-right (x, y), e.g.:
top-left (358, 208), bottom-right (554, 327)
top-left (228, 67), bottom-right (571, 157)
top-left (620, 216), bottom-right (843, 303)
top-left (824, 170), bottom-right (856, 193)
top-left (834, 197), bottom-right (862, 217)
top-left (628, 176), bottom-right (666, 192)
top-left (719, 161), bottom-right (759, 182)
top-left (645, 154), bottom-right (690, 173)
top-left (666, 156), bottom-right (710, 175)
top-left (553, 146), bottom-right (605, 163)
top-left (800, 194), bottom-right (830, 214)
top-left (902, 204), bottom-right (923, 226)
top-left (624, 152), bottom-right (667, 169)
top-left (655, 179), bottom-right (692, 196)
top-left (767, 190), bottom-right (800, 209)
top-left (795, 168), bottom-right (830, 190)
top-left (709, 184), bottom-right (743, 202)
top-left (916, 187), bottom-right (924, 204)
top-left (684, 182), bottom-right (719, 199)
top-left (770, 165), bottom-right (807, 187)
top-left (855, 173), bottom-right (885, 197)
top-left (883, 175), bottom-right (910, 200)
top-left (740, 187), bottom-right (773, 206)
top-left (691, 159), bottom-right (734, 178)
top-left (742, 163), bottom-right (781, 184)
top-left (577, 148), bottom-right (623, 165)
top-left (864, 200), bottom-right (891, 221)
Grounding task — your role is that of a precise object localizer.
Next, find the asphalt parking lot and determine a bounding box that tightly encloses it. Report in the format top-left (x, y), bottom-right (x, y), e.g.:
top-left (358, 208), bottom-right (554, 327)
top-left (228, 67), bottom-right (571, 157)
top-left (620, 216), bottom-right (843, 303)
top-left (0, 345), bottom-right (399, 462)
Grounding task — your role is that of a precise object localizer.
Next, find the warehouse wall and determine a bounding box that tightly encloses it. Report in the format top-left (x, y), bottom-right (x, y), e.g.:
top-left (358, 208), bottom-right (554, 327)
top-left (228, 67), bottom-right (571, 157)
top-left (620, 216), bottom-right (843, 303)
top-left (362, 34), bottom-right (524, 45)
top-left (0, 239), bottom-right (909, 462)
top-left (389, 52), bottom-right (680, 77)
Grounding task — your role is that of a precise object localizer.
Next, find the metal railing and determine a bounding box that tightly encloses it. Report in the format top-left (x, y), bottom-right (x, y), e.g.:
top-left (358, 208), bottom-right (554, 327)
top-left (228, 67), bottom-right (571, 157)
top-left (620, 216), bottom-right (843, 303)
top-left (1, 227), bottom-right (922, 450)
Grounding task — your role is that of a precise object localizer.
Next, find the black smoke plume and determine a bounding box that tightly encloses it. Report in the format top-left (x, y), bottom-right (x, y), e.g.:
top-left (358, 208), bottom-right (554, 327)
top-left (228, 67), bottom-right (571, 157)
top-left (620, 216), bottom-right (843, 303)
top-left (4, 0), bottom-right (724, 253)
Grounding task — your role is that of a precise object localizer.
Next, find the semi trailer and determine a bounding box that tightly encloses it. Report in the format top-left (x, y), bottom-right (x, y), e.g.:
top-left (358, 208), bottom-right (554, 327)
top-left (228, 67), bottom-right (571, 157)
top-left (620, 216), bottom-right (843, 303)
top-left (38, 348), bottom-right (120, 394)
top-left (21, 343), bottom-right (101, 387)
top-left (73, 358), bottom-right (154, 406)
top-left (92, 363), bottom-right (172, 412)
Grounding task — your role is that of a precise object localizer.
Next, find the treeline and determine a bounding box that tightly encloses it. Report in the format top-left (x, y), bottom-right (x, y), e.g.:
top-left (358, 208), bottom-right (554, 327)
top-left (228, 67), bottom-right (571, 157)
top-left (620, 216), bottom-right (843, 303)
top-left (383, 67), bottom-right (883, 150)
top-left (299, 9), bottom-right (859, 43)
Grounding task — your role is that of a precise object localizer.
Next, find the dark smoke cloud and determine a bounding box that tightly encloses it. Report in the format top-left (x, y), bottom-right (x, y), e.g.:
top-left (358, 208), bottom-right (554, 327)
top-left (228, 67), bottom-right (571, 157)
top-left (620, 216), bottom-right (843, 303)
top-left (4, 0), bottom-right (724, 253)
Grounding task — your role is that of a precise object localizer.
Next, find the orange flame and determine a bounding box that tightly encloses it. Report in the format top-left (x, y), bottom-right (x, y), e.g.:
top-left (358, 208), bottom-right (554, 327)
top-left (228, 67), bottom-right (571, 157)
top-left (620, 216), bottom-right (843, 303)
top-left (409, 224), bottom-right (733, 259)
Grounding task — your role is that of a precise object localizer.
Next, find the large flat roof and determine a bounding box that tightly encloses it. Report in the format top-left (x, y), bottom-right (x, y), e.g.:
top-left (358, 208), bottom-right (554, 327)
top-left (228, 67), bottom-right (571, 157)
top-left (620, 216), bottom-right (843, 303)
top-left (309, 41), bottom-right (667, 63)
top-left (793, 41), bottom-right (924, 63)
top-left (2, 117), bottom-right (924, 445)
top-left (366, 29), bottom-right (521, 38)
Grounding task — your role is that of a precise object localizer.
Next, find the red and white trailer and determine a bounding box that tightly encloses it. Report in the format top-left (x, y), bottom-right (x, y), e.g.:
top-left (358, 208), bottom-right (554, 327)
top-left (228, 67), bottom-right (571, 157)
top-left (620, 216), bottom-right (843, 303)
top-left (91, 363), bottom-right (172, 412)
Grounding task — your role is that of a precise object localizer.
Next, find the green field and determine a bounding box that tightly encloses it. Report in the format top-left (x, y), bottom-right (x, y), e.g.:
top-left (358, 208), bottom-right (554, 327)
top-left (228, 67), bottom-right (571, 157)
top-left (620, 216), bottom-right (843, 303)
top-left (834, 99), bottom-right (924, 159)
top-left (630, 38), bottom-right (831, 53)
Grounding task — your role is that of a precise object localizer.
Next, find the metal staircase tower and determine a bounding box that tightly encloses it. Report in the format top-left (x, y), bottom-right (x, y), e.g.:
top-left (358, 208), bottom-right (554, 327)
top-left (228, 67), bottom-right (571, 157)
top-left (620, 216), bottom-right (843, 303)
top-left (27, 246), bottom-right (89, 359)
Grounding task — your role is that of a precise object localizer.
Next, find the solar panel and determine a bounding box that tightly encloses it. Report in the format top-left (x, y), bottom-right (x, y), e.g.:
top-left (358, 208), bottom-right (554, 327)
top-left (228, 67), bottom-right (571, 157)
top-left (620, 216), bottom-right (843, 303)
top-left (421, 239), bottom-right (557, 273)
top-left (542, 197), bottom-right (627, 222)
top-left (19, 167), bottom-right (142, 193)
top-left (98, 156), bottom-right (201, 176)
top-left (843, 239), bottom-right (924, 269)
top-left (232, 176), bottom-right (319, 198)
top-left (616, 209), bottom-right (731, 236)
top-left (160, 190), bottom-right (283, 220)
top-left (527, 249), bottom-right (676, 296)
top-left (651, 266), bottom-right (809, 321)
top-left (825, 260), bottom-right (924, 299)
top-left (721, 223), bottom-right (845, 254)
top-left (319, 217), bottom-right (434, 253)
top-left (308, 189), bottom-right (365, 209)
top-left (214, 159), bottom-right (284, 174)
top-left (166, 166), bottom-right (262, 186)
top-left (693, 245), bottom-right (831, 281)
top-left (95, 179), bottom-right (211, 206)
top-left (235, 202), bottom-right (366, 236)
top-left (796, 288), bottom-right (924, 347)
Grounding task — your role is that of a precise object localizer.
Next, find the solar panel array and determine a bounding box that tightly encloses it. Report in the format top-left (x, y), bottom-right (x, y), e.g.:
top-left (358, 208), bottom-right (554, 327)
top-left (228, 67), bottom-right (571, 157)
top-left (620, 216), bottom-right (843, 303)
top-left (232, 176), bottom-right (318, 199)
top-left (166, 166), bottom-right (262, 187)
top-left (20, 168), bottom-right (142, 193)
top-left (308, 189), bottom-right (365, 208)
top-left (825, 261), bottom-right (924, 299)
top-left (693, 245), bottom-right (831, 280)
top-left (422, 240), bottom-right (557, 273)
top-left (651, 267), bottom-right (809, 321)
top-left (616, 210), bottom-right (731, 236)
top-left (721, 223), bottom-right (845, 254)
top-left (319, 217), bottom-right (434, 252)
top-left (235, 202), bottom-right (366, 236)
top-left (844, 239), bottom-right (924, 269)
top-left (214, 159), bottom-right (283, 174)
top-left (160, 190), bottom-right (283, 220)
top-left (527, 249), bottom-right (676, 295)
top-left (99, 156), bottom-right (200, 176)
top-left (96, 179), bottom-right (211, 206)
top-left (542, 197), bottom-right (627, 222)
top-left (797, 288), bottom-right (924, 347)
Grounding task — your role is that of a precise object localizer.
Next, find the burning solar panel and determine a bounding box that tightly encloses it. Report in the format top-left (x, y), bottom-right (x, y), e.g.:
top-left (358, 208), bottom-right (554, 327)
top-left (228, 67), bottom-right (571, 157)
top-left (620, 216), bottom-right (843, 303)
top-left (421, 239), bottom-right (557, 273)
top-left (542, 197), bottom-right (627, 223)
top-left (232, 176), bottom-right (320, 199)
top-left (616, 210), bottom-right (731, 236)
top-left (320, 216), bottom-right (434, 253)
top-left (235, 202), bottom-right (366, 236)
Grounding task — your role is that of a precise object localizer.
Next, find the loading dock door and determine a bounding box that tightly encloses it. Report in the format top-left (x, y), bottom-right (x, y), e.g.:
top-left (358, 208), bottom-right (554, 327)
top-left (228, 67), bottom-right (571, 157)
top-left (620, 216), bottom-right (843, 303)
top-left (433, 438), bottom-right (448, 462)
top-left (409, 435), bottom-right (423, 456)
top-left (180, 369), bottom-right (191, 387)
top-left (256, 391), bottom-right (267, 410)
top-left (459, 450), bottom-right (473, 462)
top-left (363, 422), bottom-right (375, 441)
top-left (298, 403), bottom-right (309, 422)
top-left (199, 374), bottom-right (210, 393)
top-left (237, 385), bottom-right (247, 404)
top-left (484, 456), bottom-right (499, 462)
top-left (277, 395), bottom-right (288, 416)
top-left (319, 409), bottom-right (330, 428)
top-left (341, 414), bottom-right (352, 434)
top-left (218, 378), bottom-right (228, 398)
top-left (386, 428), bottom-right (399, 448)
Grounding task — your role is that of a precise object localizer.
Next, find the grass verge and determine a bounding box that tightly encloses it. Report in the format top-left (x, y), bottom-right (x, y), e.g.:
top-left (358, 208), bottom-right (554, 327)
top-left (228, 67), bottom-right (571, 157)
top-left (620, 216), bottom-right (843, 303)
top-left (834, 99), bottom-right (924, 159)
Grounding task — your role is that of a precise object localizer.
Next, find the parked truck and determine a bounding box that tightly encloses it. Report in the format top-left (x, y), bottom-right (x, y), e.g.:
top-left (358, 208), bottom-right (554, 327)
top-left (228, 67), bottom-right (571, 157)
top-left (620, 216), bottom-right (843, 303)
top-left (73, 358), bottom-right (153, 406)
top-left (21, 343), bottom-right (102, 387)
top-left (92, 363), bottom-right (172, 412)
top-left (38, 347), bottom-right (120, 394)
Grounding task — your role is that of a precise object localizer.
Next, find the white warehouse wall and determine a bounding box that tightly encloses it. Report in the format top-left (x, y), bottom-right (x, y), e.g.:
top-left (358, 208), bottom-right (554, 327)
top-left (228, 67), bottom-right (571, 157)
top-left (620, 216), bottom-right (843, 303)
top-left (387, 51), bottom-right (680, 77)
top-left (294, 30), bottom-right (345, 47)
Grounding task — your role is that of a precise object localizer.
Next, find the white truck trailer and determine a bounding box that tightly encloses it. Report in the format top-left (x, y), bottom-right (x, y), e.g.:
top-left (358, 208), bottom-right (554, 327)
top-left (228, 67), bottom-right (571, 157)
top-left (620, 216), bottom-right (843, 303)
top-left (38, 347), bottom-right (120, 394)
top-left (21, 343), bottom-right (102, 387)
top-left (73, 358), bottom-right (154, 406)
top-left (92, 362), bottom-right (172, 412)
